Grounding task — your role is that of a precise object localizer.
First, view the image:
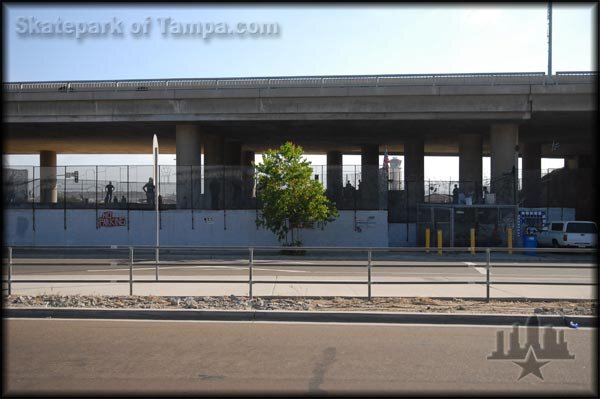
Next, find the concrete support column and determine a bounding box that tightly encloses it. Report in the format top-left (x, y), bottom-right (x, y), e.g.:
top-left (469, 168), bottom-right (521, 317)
top-left (490, 123), bottom-right (519, 205)
top-left (224, 141), bottom-right (242, 208)
top-left (242, 150), bottom-right (255, 202)
top-left (459, 133), bottom-right (483, 203)
top-left (176, 124), bottom-right (202, 209)
top-left (203, 135), bottom-right (224, 166)
top-left (39, 150), bottom-right (57, 204)
top-left (404, 138), bottom-right (424, 222)
top-left (203, 135), bottom-right (225, 210)
top-left (361, 145), bottom-right (379, 209)
top-left (326, 150), bottom-right (343, 204)
top-left (522, 142), bottom-right (542, 207)
top-left (224, 142), bottom-right (242, 166)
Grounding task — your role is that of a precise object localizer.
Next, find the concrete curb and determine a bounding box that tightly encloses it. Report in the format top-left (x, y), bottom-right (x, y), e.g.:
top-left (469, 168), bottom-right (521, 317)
top-left (4, 307), bottom-right (597, 327)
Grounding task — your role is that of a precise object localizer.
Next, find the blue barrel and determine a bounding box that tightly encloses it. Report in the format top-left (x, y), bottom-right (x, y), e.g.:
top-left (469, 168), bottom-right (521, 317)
top-left (523, 235), bottom-right (538, 256)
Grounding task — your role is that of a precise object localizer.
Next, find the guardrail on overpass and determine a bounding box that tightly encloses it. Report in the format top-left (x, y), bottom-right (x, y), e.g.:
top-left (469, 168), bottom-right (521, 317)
top-left (3, 245), bottom-right (596, 301)
top-left (3, 71), bottom-right (597, 93)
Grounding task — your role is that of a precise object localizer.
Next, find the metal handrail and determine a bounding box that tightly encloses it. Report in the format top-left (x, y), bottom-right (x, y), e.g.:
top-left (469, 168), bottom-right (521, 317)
top-left (555, 71), bottom-right (598, 76)
top-left (3, 245), bottom-right (596, 301)
top-left (3, 244), bottom-right (596, 252)
top-left (9, 71), bottom-right (595, 93)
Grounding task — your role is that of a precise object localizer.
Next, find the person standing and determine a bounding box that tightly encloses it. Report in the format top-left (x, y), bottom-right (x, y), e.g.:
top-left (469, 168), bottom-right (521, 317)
top-left (452, 184), bottom-right (459, 204)
top-left (143, 177), bottom-right (155, 206)
top-left (104, 181), bottom-right (115, 204)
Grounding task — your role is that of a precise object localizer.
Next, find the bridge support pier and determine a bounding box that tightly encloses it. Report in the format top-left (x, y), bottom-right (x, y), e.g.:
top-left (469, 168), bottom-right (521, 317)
top-left (224, 141), bottom-right (243, 208)
top-left (361, 145), bottom-right (379, 209)
top-left (39, 150), bottom-right (57, 204)
top-left (327, 150), bottom-right (343, 204)
top-left (176, 124), bottom-right (202, 209)
top-left (242, 150), bottom-right (255, 203)
top-left (490, 123), bottom-right (519, 205)
top-left (405, 138), bottom-right (424, 222)
top-left (203, 135), bottom-right (225, 210)
top-left (522, 142), bottom-right (542, 207)
top-left (459, 133), bottom-right (483, 203)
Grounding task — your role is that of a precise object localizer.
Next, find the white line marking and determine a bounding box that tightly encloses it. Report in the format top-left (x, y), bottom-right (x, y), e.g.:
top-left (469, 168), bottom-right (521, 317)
top-left (464, 262), bottom-right (487, 275)
top-left (5, 318), bottom-right (595, 330)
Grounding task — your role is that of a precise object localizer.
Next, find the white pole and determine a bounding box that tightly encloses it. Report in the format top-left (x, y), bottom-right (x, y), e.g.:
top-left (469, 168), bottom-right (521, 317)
top-left (153, 134), bottom-right (159, 264)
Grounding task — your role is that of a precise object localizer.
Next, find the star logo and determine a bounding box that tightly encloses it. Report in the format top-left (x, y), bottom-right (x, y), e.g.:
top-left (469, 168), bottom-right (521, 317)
top-left (512, 347), bottom-right (550, 381)
top-left (487, 315), bottom-right (576, 381)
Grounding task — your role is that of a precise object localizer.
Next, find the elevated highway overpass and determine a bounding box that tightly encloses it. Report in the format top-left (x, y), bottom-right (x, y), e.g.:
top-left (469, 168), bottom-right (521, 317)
top-left (3, 71), bottom-right (596, 213)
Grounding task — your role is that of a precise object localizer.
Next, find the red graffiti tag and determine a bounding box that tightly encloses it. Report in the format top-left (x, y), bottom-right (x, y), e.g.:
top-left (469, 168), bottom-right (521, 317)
top-left (97, 211), bottom-right (126, 228)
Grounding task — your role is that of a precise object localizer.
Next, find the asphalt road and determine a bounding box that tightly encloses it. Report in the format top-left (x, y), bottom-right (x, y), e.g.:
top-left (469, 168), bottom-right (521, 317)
top-left (3, 319), bottom-right (597, 395)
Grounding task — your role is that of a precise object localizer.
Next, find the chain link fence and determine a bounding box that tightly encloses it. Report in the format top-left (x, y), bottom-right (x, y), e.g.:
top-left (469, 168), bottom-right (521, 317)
top-left (3, 165), bottom-right (590, 217)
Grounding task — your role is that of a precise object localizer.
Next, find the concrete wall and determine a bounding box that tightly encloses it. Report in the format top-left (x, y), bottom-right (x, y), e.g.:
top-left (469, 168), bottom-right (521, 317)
top-left (3, 209), bottom-right (388, 247)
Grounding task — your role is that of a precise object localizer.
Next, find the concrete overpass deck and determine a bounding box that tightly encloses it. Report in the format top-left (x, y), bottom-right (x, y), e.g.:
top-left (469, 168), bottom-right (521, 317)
top-left (3, 71), bottom-right (596, 155)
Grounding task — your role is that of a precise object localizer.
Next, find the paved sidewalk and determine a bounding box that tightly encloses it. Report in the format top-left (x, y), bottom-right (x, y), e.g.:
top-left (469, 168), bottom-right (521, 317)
top-left (4, 277), bottom-right (595, 299)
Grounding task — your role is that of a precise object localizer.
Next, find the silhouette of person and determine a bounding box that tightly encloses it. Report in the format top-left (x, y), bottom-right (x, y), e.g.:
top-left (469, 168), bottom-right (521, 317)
top-left (104, 181), bottom-right (115, 204)
top-left (452, 184), bottom-right (459, 204)
top-left (143, 177), bottom-right (155, 206)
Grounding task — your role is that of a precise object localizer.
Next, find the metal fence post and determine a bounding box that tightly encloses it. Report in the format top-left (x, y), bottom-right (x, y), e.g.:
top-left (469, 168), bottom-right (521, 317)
top-left (8, 247), bottom-right (13, 296)
top-left (129, 247), bottom-right (134, 296)
top-left (486, 248), bottom-right (491, 302)
top-left (64, 165), bottom-right (67, 230)
top-left (249, 248), bottom-right (254, 299)
top-left (367, 249), bottom-right (372, 300)
top-left (95, 165), bottom-right (98, 227)
top-left (155, 247), bottom-right (159, 281)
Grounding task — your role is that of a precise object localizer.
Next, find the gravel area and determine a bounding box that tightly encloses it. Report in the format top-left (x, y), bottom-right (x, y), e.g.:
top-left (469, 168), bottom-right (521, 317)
top-left (3, 295), bottom-right (597, 315)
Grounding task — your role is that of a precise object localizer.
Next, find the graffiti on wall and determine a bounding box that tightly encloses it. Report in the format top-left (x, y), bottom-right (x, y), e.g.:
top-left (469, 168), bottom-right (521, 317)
top-left (97, 211), bottom-right (126, 228)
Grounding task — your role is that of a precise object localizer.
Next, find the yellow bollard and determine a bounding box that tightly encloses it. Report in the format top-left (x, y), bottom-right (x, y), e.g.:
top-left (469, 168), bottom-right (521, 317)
top-left (470, 228), bottom-right (475, 255)
top-left (425, 228), bottom-right (430, 253)
top-left (437, 230), bottom-right (443, 255)
top-left (507, 227), bottom-right (513, 255)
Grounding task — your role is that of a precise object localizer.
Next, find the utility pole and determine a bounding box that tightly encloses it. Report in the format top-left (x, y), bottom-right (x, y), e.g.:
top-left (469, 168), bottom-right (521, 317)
top-left (547, 2), bottom-right (553, 79)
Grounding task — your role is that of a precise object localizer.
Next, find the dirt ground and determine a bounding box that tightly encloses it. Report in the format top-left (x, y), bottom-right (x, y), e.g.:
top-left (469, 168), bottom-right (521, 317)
top-left (3, 295), bottom-right (597, 315)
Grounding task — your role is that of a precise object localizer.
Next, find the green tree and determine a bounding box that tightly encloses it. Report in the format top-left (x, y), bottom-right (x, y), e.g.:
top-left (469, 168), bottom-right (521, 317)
top-left (255, 142), bottom-right (339, 246)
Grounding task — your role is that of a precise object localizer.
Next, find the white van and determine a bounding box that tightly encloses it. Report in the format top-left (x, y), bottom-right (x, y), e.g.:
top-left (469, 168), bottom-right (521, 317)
top-left (537, 221), bottom-right (598, 248)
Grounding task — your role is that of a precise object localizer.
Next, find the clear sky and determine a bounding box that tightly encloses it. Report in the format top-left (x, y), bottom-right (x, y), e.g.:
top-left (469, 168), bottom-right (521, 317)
top-left (3, 3), bottom-right (594, 178)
